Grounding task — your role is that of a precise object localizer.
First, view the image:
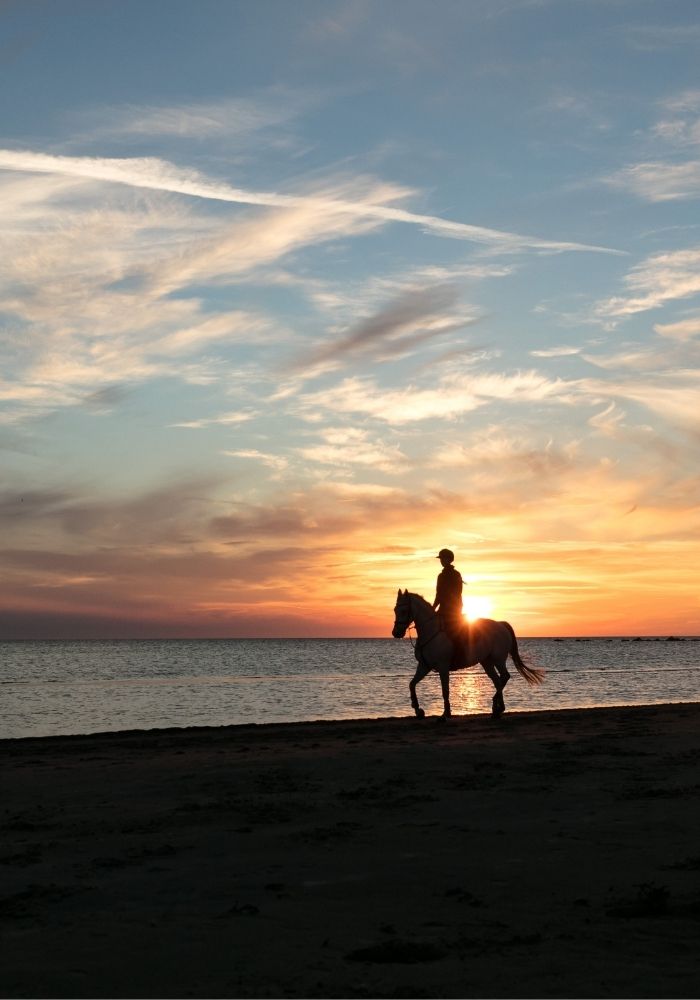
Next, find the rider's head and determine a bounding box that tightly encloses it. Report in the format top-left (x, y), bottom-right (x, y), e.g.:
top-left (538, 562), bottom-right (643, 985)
top-left (437, 548), bottom-right (455, 567)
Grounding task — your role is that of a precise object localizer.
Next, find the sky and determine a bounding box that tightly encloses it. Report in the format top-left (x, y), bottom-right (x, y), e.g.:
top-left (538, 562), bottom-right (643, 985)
top-left (2, 0), bottom-right (700, 639)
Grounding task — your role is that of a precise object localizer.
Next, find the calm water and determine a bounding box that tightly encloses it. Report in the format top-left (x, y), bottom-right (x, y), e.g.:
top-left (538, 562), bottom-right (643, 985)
top-left (2, 637), bottom-right (700, 740)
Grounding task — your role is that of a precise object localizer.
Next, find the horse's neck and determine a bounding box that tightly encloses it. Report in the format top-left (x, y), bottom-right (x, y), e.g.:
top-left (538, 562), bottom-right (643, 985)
top-left (411, 596), bottom-right (438, 632)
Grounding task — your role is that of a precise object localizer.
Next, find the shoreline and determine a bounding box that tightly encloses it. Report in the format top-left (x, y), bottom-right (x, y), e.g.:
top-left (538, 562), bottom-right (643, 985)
top-left (3, 703), bottom-right (700, 998)
top-left (5, 697), bottom-right (700, 745)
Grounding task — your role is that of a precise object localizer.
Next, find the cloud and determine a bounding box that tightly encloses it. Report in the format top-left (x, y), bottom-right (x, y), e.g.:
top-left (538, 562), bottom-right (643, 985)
top-left (581, 370), bottom-right (700, 437)
top-left (291, 283), bottom-right (477, 371)
top-left (81, 384), bottom-right (131, 413)
top-left (605, 161), bottom-right (700, 202)
top-left (295, 427), bottom-right (406, 473)
top-left (0, 287), bottom-right (275, 423)
top-left (623, 372), bottom-right (700, 430)
top-left (604, 89), bottom-right (700, 202)
top-left (530, 346), bottom-right (580, 358)
top-left (661, 90), bottom-right (700, 115)
top-left (296, 368), bottom-right (567, 425)
top-left (0, 169), bottom-right (335, 420)
top-left (583, 340), bottom-right (700, 372)
top-left (654, 315), bottom-right (700, 340)
top-left (74, 91), bottom-right (312, 141)
top-left (221, 449), bottom-right (289, 471)
top-left (4, 448), bottom-right (700, 639)
top-left (0, 477), bottom-right (224, 554)
top-left (0, 148), bottom-right (622, 253)
top-left (172, 410), bottom-right (258, 429)
top-left (146, 174), bottom-right (391, 297)
top-left (430, 431), bottom-right (579, 481)
top-left (651, 90), bottom-right (700, 150)
top-left (595, 248), bottom-right (700, 318)
top-left (586, 400), bottom-right (679, 460)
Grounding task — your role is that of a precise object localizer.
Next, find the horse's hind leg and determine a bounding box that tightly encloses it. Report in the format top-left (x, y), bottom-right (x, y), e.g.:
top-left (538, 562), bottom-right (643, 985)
top-left (409, 662), bottom-right (430, 719)
top-left (438, 668), bottom-right (451, 720)
top-left (482, 656), bottom-right (507, 717)
top-left (495, 658), bottom-right (510, 691)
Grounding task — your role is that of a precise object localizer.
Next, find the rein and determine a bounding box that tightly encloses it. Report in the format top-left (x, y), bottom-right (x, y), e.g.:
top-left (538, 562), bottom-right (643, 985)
top-left (398, 596), bottom-right (443, 657)
top-left (414, 623), bottom-right (442, 653)
top-left (408, 623), bottom-right (416, 650)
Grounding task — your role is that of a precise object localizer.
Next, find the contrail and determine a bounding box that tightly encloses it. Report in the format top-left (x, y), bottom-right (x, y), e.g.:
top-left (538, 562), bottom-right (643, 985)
top-left (0, 148), bottom-right (624, 254)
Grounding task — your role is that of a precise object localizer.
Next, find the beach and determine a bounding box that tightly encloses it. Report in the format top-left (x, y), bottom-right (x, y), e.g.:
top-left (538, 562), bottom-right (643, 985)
top-left (2, 703), bottom-right (700, 999)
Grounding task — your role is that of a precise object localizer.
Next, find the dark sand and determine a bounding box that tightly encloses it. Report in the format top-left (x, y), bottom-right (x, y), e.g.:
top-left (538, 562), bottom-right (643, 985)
top-left (2, 703), bottom-right (700, 999)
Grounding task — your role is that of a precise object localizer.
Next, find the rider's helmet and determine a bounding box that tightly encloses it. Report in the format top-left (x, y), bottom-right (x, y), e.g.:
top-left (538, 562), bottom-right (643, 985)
top-left (437, 548), bottom-right (454, 563)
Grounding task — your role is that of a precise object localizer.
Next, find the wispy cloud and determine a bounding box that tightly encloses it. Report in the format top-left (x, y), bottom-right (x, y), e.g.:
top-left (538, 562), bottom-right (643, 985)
top-left (595, 248), bottom-right (700, 318)
top-left (222, 449), bottom-right (289, 471)
top-left (654, 315), bottom-right (700, 341)
top-left (73, 91), bottom-right (312, 141)
top-left (431, 429), bottom-right (578, 478)
top-left (602, 87), bottom-right (700, 202)
top-left (295, 427), bottom-right (406, 473)
top-left (530, 346), bottom-right (581, 358)
top-left (661, 90), bottom-right (700, 115)
top-left (584, 370), bottom-right (700, 435)
top-left (172, 410), bottom-right (258, 429)
top-left (605, 161), bottom-right (700, 201)
top-left (291, 283), bottom-right (478, 372)
top-left (0, 148), bottom-right (622, 253)
top-left (296, 367), bottom-right (567, 425)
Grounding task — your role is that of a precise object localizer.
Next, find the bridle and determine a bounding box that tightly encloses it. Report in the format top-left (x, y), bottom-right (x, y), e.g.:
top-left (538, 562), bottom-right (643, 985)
top-left (393, 597), bottom-right (416, 649)
top-left (394, 593), bottom-right (442, 655)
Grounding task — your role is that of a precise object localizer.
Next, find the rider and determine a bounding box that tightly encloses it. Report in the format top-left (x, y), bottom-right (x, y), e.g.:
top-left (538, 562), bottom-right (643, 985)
top-left (432, 548), bottom-right (467, 665)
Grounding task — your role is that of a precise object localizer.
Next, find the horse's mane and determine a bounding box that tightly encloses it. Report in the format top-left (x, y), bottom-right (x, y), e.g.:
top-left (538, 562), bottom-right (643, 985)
top-left (407, 592), bottom-right (434, 613)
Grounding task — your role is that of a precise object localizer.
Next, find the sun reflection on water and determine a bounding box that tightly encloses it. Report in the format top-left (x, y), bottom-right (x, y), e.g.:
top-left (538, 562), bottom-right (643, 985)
top-left (449, 670), bottom-right (485, 714)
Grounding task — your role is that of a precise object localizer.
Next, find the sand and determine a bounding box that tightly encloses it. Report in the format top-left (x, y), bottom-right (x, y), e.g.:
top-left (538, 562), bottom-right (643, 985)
top-left (2, 703), bottom-right (700, 999)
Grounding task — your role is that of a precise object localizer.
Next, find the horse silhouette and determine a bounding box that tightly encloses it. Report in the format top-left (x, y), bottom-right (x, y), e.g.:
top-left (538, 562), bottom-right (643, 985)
top-left (392, 589), bottom-right (544, 718)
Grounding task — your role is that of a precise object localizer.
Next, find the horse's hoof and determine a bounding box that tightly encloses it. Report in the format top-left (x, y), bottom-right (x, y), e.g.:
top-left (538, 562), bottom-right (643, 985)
top-left (415, 708), bottom-right (425, 720)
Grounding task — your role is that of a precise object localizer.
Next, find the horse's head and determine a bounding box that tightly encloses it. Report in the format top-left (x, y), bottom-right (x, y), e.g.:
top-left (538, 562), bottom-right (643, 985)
top-left (392, 589), bottom-right (413, 638)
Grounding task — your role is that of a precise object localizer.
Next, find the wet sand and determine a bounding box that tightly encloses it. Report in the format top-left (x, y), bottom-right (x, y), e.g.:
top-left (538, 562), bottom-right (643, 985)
top-left (2, 703), bottom-right (700, 999)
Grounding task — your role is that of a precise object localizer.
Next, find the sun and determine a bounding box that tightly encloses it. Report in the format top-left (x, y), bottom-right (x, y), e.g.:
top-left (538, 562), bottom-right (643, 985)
top-left (463, 595), bottom-right (493, 622)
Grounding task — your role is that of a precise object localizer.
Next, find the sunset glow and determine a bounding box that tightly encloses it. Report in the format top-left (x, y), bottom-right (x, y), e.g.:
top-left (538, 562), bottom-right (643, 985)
top-left (2, 2), bottom-right (700, 640)
top-left (463, 596), bottom-right (494, 624)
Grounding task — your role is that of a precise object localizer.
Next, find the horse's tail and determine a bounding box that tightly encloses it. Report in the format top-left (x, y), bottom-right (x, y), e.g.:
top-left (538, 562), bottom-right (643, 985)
top-left (503, 621), bottom-right (545, 686)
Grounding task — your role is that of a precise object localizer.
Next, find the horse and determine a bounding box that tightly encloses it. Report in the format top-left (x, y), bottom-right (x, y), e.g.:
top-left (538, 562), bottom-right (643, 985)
top-left (392, 589), bottom-right (544, 719)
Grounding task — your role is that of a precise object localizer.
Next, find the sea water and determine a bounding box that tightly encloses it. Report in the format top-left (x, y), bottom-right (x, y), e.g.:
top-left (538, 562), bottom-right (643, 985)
top-left (2, 636), bottom-right (700, 739)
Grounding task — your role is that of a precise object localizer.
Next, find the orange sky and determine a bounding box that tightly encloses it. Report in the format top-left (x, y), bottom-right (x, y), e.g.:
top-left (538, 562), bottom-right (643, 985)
top-left (3, 3), bottom-right (700, 640)
top-left (3, 473), bottom-right (699, 638)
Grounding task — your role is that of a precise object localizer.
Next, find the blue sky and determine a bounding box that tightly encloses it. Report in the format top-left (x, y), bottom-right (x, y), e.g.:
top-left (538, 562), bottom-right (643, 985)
top-left (2, 0), bottom-right (700, 638)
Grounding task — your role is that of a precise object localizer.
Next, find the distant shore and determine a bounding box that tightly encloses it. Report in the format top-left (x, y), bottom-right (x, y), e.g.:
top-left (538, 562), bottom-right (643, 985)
top-left (3, 703), bottom-right (700, 998)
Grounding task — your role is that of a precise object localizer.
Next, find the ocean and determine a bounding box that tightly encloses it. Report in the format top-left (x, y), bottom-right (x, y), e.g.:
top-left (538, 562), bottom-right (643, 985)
top-left (3, 636), bottom-right (700, 740)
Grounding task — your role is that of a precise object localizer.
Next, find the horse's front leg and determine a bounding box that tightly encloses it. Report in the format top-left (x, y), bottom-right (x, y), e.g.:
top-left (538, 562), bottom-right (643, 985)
top-left (409, 661), bottom-right (430, 719)
top-left (438, 668), bottom-right (452, 720)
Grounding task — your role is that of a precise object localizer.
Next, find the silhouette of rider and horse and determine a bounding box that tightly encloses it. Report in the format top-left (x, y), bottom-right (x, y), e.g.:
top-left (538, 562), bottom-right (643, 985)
top-left (392, 549), bottom-right (544, 719)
